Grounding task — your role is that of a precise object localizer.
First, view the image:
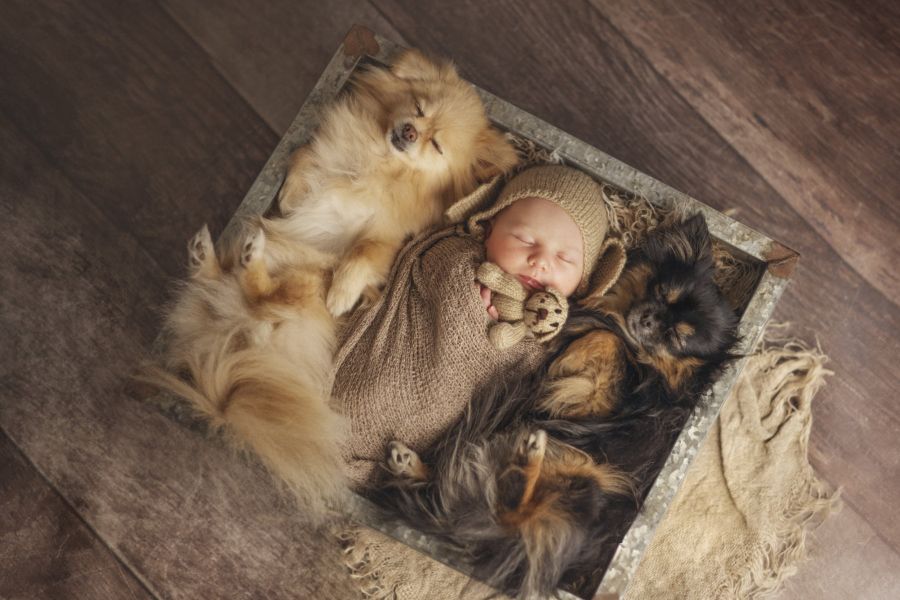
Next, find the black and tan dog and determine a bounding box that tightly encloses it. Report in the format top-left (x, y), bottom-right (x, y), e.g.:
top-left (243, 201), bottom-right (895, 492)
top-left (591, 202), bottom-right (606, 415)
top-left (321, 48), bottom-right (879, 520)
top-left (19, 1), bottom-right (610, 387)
top-left (373, 213), bottom-right (739, 598)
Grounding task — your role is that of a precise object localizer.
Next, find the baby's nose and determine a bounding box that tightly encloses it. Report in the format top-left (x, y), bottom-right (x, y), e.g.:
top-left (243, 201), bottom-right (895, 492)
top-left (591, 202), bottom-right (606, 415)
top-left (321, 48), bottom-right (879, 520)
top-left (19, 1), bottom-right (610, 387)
top-left (529, 253), bottom-right (549, 271)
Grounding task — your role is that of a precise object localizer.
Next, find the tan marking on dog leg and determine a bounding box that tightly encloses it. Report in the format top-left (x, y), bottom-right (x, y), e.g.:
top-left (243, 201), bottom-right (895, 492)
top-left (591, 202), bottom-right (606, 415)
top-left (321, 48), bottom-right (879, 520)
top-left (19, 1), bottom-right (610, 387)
top-left (543, 330), bottom-right (626, 417)
top-left (518, 430), bottom-right (546, 508)
top-left (239, 228), bottom-right (278, 302)
top-left (645, 350), bottom-right (702, 394)
top-left (546, 442), bottom-right (632, 497)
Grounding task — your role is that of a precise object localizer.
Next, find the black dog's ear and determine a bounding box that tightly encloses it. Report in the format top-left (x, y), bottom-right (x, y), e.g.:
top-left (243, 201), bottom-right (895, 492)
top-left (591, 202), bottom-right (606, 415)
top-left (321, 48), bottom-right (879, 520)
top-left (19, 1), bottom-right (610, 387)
top-left (682, 212), bottom-right (713, 263)
top-left (644, 213), bottom-right (712, 266)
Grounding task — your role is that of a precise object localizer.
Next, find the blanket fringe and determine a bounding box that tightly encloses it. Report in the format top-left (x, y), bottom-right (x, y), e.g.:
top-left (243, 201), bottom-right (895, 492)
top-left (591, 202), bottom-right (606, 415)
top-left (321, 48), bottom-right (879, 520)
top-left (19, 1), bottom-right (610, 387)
top-left (722, 330), bottom-right (842, 598)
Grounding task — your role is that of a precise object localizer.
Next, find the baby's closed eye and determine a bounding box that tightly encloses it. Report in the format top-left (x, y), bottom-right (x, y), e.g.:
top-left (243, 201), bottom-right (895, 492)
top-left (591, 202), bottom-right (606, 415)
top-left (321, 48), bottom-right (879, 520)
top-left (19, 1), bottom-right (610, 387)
top-left (513, 233), bottom-right (534, 245)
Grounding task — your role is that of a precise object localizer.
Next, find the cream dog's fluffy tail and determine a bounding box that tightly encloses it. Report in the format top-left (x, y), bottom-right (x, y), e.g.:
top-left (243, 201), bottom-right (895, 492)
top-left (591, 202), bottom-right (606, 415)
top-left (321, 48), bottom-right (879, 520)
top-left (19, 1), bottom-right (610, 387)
top-left (140, 345), bottom-right (348, 520)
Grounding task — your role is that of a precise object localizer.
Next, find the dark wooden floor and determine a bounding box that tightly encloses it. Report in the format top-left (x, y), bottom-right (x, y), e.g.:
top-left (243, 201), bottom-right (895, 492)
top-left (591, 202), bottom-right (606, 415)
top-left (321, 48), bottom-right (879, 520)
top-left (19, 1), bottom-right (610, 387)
top-left (1, 1), bottom-right (898, 598)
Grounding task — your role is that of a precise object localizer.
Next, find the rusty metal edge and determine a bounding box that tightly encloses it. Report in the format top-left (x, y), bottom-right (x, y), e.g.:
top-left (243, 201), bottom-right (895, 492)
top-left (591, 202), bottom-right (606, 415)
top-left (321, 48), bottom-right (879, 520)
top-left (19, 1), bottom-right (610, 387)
top-left (764, 240), bottom-right (801, 278)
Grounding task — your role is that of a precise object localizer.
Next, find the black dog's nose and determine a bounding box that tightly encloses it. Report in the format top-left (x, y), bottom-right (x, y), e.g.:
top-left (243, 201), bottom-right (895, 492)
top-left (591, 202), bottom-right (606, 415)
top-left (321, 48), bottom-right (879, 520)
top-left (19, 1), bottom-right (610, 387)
top-left (536, 308), bottom-right (549, 321)
top-left (401, 123), bottom-right (417, 142)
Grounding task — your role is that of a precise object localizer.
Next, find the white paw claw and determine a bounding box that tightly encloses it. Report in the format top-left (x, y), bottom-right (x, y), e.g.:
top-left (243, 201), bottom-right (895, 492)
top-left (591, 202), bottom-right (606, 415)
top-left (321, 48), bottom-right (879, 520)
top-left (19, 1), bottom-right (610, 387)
top-left (187, 224), bottom-right (213, 270)
top-left (525, 430), bottom-right (547, 459)
top-left (240, 228), bottom-right (266, 267)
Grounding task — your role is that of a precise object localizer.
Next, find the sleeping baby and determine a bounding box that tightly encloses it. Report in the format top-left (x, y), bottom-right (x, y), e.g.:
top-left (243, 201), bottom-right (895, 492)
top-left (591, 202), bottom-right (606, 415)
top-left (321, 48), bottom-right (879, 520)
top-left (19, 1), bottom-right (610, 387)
top-left (330, 165), bottom-right (626, 486)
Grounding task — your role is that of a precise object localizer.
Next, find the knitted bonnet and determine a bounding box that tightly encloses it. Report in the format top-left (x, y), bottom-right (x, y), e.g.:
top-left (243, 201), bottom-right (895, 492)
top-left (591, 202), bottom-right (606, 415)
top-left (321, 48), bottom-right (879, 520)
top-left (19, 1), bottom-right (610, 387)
top-left (446, 165), bottom-right (626, 297)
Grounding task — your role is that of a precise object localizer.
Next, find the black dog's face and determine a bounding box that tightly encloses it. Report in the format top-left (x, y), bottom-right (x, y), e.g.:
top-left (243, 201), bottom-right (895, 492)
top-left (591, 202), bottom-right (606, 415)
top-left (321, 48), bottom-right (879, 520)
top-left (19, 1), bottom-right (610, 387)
top-left (582, 214), bottom-right (738, 384)
top-left (626, 214), bottom-right (737, 359)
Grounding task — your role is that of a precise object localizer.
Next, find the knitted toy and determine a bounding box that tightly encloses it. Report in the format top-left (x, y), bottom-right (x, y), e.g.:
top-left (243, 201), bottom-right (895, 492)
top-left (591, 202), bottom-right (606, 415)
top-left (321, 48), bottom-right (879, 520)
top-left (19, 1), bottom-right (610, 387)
top-left (476, 262), bottom-right (569, 350)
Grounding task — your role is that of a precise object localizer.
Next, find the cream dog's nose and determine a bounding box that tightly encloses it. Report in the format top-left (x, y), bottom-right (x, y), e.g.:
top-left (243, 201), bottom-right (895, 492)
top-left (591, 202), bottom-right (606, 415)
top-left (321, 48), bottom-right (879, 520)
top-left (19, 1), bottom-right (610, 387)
top-left (401, 123), bottom-right (418, 142)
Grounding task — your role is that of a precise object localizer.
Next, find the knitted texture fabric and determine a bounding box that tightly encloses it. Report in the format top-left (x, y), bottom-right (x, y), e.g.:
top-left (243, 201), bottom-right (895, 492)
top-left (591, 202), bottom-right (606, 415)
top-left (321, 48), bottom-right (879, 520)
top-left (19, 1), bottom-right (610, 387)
top-left (445, 166), bottom-right (620, 296)
top-left (331, 227), bottom-right (545, 487)
top-left (462, 166), bottom-right (609, 294)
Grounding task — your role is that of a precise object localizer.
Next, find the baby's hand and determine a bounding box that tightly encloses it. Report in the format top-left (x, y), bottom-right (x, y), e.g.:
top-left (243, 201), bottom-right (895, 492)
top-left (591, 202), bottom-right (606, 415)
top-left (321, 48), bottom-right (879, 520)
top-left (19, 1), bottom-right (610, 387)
top-left (479, 284), bottom-right (499, 320)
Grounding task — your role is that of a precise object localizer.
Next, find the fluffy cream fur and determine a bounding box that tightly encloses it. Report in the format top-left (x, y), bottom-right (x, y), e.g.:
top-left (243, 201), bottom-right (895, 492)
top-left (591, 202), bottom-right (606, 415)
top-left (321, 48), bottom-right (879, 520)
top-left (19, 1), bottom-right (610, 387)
top-left (141, 224), bottom-right (346, 518)
top-left (142, 50), bottom-right (517, 519)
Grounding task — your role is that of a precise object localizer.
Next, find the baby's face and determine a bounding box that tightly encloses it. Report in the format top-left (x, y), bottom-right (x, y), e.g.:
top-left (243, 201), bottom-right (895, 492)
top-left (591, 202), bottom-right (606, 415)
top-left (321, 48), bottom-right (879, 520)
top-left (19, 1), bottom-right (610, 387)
top-left (484, 196), bottom-right (584, 297)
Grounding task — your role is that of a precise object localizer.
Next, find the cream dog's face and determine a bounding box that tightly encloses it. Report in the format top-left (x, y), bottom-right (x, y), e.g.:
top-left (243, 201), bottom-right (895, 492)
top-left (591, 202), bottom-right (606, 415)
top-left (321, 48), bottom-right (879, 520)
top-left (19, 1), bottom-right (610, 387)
top-left (381, 51), bottom-right (517, 186)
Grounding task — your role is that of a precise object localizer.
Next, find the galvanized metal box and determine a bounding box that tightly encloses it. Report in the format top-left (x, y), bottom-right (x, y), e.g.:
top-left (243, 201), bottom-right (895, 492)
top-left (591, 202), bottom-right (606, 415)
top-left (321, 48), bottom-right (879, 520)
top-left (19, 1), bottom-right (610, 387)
top-left (214, 26), bottom-right (796, 600)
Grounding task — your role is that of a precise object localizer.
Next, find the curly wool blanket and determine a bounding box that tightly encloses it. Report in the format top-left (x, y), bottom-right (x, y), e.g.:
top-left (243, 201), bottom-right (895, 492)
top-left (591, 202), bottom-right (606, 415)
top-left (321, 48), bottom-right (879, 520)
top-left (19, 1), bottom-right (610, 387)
top-left (330, 226), bottom-right (545, 487)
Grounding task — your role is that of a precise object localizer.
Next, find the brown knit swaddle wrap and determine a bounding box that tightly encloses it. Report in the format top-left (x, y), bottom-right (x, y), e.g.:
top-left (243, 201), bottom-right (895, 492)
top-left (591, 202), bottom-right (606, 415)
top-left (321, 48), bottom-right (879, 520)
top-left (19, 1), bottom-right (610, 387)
top-left (331, 227), bottom-right (545, 487)
top-left (331, 167), bottom-right (627, 487)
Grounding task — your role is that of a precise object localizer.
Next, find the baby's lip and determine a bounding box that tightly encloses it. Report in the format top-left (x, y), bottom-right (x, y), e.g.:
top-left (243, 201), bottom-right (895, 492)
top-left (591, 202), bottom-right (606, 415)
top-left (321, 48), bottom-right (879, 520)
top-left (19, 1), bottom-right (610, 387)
top-left (517, 275), bottom-right (544, 291)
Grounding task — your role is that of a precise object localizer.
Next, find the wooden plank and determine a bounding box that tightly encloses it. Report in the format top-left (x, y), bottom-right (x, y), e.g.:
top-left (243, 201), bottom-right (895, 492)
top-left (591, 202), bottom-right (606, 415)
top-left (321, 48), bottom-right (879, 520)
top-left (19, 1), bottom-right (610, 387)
top-left (0, 110), bottom-right (357, 599)
top-left (0, 0), bottom-right (359, 595)
top-left (0, 0), bottom-right (277, 278)
top-left (0, 431), bottom-right (153, 600)
top-left (159, 0), bottom-right (406, 135)
top-left (365, 0), bottom-right (900, 553)
top-left (594, 0), bottom-right (900, 303)
top-left (780, 502), bottom-right (900, 599)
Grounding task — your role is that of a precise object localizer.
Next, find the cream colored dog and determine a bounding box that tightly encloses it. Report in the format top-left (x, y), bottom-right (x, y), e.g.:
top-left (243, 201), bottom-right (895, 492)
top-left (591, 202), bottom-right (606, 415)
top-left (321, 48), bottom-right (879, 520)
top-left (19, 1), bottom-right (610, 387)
top-left (141, 49), bottom-right (518, 518)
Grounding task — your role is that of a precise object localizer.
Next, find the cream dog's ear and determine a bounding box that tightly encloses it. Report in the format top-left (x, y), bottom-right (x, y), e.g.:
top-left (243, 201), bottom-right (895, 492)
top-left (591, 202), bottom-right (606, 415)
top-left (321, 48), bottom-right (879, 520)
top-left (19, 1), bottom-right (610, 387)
top-left (391, 49), bottom-right (457, 82)
top-left (471, 128), bottom-right (520, 184)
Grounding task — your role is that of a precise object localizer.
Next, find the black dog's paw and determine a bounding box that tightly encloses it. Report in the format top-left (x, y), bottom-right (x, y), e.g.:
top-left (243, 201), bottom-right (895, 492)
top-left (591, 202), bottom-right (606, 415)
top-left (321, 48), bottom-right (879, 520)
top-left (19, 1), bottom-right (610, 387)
top-left (386, 441), bottom-right (427, 480)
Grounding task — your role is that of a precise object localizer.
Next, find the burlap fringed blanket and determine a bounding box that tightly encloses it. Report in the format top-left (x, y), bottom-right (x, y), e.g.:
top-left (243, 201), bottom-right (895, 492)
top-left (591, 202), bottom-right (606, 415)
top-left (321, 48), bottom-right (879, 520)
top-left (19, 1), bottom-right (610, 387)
top-left (336, 330), bottom-right (841, 599)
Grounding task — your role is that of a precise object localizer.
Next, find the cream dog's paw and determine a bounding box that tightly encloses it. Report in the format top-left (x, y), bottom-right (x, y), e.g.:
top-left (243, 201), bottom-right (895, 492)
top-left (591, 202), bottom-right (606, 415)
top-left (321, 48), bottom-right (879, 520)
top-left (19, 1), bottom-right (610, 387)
top-left (187, 224), bottom-right (216, 276)
top-left (240, 228), bottom-right (266, 268)
top-left (386, 441), bottom-right (427, 480)
top-left (326, 274), bottom-right (363, 317)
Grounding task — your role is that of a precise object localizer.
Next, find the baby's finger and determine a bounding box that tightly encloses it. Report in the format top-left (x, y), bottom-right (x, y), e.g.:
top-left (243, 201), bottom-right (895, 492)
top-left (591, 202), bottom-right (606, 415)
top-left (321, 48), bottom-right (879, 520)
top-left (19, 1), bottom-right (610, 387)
top-left (479, 284), bottom-right (492, 307)
top-left (488, 305), bottom-right (499, 320)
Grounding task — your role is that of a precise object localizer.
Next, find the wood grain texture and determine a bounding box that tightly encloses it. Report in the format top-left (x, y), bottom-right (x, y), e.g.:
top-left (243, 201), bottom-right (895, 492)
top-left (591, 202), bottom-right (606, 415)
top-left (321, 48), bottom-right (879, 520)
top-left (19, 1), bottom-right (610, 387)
top-left (367, 0), bottom-right (900, 555)
top-left (0, 0), bottom-right (277, 279)
top-left (0, 432), bottom-right (153, 600)
top-left (1, 0), bottom-right (899, 598)
top-left (0, 0), bottom-right (358, 595)
top-left (595, 0), bottom-right (900, 302)
top-left (781, 502), bottom-right (900, 600)
top-left (160, 0), bottom-right (405, 135)
top-left (0, 109), bottom-right (357, 599)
